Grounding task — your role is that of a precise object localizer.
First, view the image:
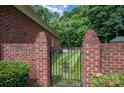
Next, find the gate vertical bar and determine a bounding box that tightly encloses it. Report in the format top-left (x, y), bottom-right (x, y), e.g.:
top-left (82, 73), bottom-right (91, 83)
top-left (80, 47), bottom-right (82, 86)
top-left (53, 51), bottom-right (54, 84)
top-left (76, 48), bottom-right (78, 81)
top-left (50, 50), bottom-right (52, 86)
top-left (59, 49), bottom-right (60, 81)
top-left (68, 47), bottom-right (69, 84)
top-left (62, 48), bottom-right (64, 79)
top-left (74, 48), bottom-right (75, 80)
top-left (71, 49), bottom-right (73, 81)
top-left (56, 50), bottom-right (57, 79)
top-left (77, 48), bottom-right (80, 80)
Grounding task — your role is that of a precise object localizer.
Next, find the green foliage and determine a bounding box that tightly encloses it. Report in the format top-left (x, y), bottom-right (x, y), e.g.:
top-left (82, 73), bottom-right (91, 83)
top-left (32, 5), bottom-right (124, 46)
top-left (60, 5), bottom-right (124, 44)
top-left (0, 61), bottom-right (29, 87)
top-left (32, 5), bottom-right (59, 26)
top-left (86, 6), bottom-right (124, 42)
top-left (90, 73), bottom-right (124, 87)
top-left (33, 5), bottom-right (53, 24)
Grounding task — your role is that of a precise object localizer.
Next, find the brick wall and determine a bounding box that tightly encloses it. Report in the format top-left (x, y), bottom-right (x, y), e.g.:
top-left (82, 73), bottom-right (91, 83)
top-left (101, 43), bottom-right (124, 73)
top-left (0, 6), bottom-right (61, 86)
top-left (82, 30), bottom-right (100, 86)
top-left (1, 44), bottom-right (36, 79)
top-left (83, 30), bottom-right (124, 87)
top-left (47, 32), bottom-right (61, 50)
top-left (34, 31), bottom-right (50, 86)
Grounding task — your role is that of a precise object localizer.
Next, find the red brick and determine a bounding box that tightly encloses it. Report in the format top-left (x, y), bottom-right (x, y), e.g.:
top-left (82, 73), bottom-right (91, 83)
top-left (82, 30), bottom-right (124, 87)
top-left (0, 6), bottom-right (61, 87)
top-left (82, 30), bottom-right (100, 87)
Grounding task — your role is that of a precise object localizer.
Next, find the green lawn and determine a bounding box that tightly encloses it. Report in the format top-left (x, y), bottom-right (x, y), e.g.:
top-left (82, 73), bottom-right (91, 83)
top-left (51, 49), bottom-right (82, 86)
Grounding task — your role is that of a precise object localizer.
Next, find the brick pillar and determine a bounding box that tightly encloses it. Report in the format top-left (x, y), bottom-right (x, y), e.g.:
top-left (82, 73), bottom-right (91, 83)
top-left (34, 32), bottom-right (50, 87)
top-left (82, 30), bottom-right (100, 86)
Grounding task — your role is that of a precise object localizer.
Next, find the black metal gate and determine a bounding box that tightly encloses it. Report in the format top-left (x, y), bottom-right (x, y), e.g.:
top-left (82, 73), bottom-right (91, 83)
top-left (50, 47), bottom-right (82, 87)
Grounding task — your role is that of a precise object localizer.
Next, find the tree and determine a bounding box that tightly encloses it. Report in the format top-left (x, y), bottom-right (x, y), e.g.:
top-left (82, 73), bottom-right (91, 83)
top-left (86, 6), bottom-right (124, 42)
top-left (58, 6), bottom-right (124, 44)
top-left (32, 5), bottom-right (124, 47)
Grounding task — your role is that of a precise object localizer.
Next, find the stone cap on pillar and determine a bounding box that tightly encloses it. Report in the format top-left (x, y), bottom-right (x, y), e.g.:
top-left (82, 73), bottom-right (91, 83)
top-left (83, 30), bottom-right (100, 44)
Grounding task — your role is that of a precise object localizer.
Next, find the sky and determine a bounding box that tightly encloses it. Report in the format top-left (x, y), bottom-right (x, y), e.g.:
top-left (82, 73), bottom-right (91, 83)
top-left (42, 5), bottom-right (79, 16)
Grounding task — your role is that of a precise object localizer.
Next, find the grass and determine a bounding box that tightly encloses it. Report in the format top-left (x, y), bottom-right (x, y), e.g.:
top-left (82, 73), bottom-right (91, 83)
top-left (51, 49), bottom-right (82, 86)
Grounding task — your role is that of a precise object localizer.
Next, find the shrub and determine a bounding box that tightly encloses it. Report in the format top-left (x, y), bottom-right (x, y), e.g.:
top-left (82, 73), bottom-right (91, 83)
top-left (0, 61), bottom-right (29, 87)
top-left (90, 73), bottom-right (124, 87)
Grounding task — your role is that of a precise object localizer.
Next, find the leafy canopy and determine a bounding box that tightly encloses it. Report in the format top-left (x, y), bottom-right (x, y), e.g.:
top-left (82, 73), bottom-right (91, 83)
top-left (32, 5), bottom-right (124, 47)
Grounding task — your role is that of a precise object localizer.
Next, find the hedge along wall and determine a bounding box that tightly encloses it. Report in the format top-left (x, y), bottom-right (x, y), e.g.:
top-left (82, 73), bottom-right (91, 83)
top-left (1, 44), bottom-right (35, 79)
top-left (82, 30), bottom-right (124, 87)
top-left (1, 32), bottom-right (50, 87)
top-left (0, 6), bottom-right (61, 86)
